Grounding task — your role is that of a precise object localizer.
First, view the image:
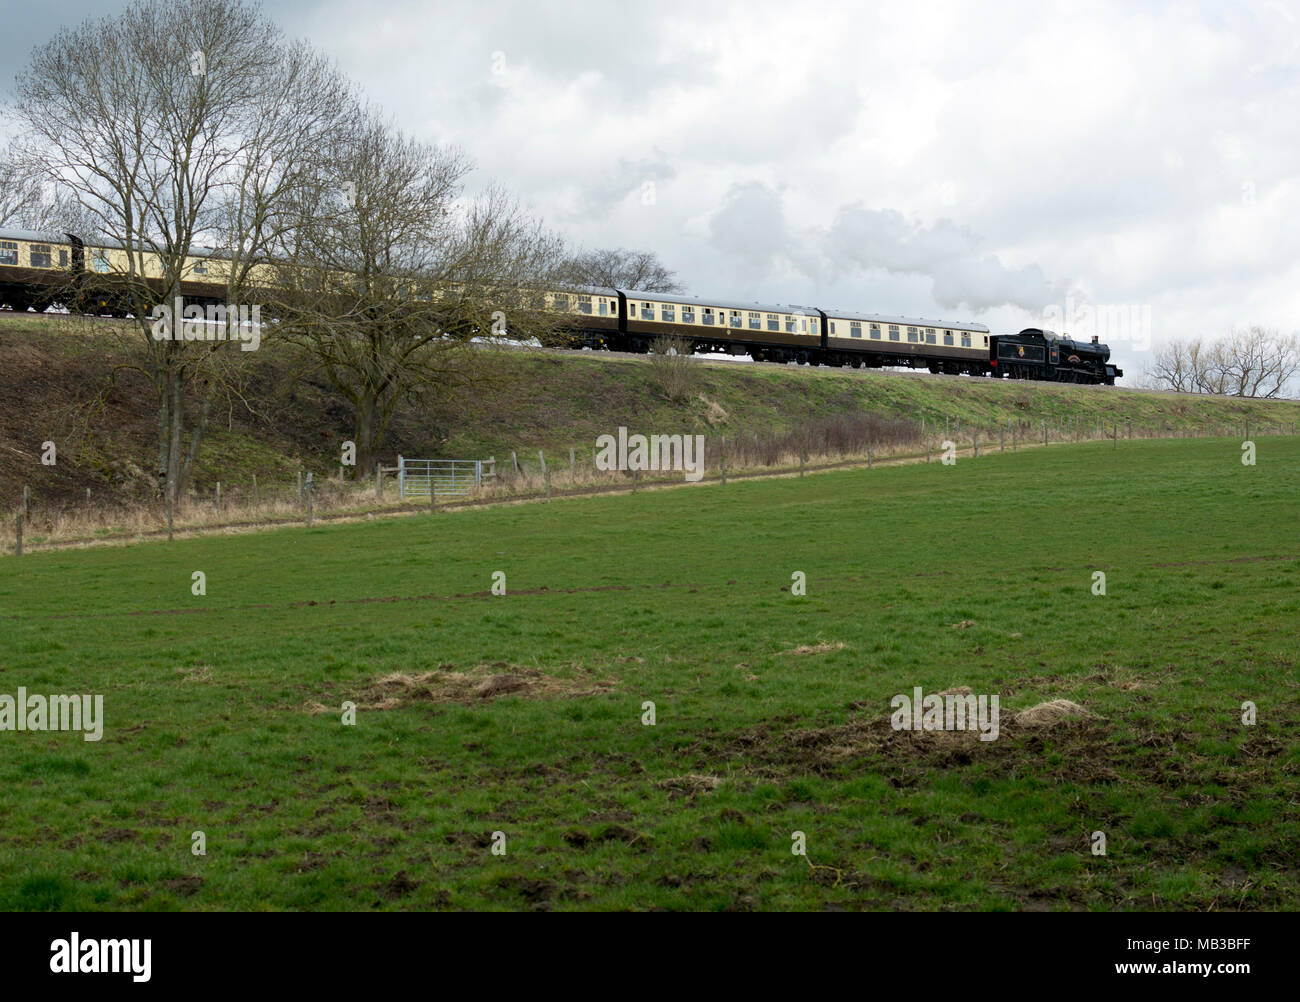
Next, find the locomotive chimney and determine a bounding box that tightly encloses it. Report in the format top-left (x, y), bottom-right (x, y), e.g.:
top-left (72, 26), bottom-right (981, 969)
top-left (1092, 335), bottom-right (1099, 344)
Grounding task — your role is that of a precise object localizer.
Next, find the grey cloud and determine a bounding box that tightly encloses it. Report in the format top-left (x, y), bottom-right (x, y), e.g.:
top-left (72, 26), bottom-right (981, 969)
top-left (707, 181), bottom-right (789, 272)
top-left (576, 153), bottom-right (677, 217)
top-left (709, 184), bottom-right (1058, 313)
top-left (826, 206), bottom-right (1057, 312)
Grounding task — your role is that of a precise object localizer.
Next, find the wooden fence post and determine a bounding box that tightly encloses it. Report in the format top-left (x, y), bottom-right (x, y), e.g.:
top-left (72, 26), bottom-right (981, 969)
top-left (253, 473), bottom-right (259, 505)
top-left (1000, 425), bottom-right (1005, 452)
top-left (511, 451), bottom-right (521, 478)
top-left (15, 513), bottom-right (22, 556)
top-left (22, 485), bottom-right (30, 519)
top-left (1043, 420), bottom-right (1047, 446)
top-left (167, 493), bottom-right (174, 542)
top-left (974, 431), bottom-right (979, 459)
top-left (374, 466), bottom-right (382, 498)
top-left (306, 472), bottom-right (314, 525)
top-left (216, 481), bottom-right (222, 512)
top-left (721, 436), bottom-right (727, 486)
top-left (868, 442), bottom-right (873, 468)
top-left (799, 452), bottom-right (805, 477)
top-left (569, 448), bottom-right (576, 478)
top-left (297, 470), bottom-right (303, 498)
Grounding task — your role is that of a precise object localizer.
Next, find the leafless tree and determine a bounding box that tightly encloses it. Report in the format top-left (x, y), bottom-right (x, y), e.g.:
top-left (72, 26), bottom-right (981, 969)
top-left (268, 109), bottom-right (569, 476)
top-left (0, 152), bottom-right (42, 227)
top-left (563, 247), bottom-right (684, 292)
top-left (1148, 339), bottom-right (1196, 393)
top-left (10, 0), bottom-right (353, 503)
top-left (1147, 328), bottom-right (1299, 397)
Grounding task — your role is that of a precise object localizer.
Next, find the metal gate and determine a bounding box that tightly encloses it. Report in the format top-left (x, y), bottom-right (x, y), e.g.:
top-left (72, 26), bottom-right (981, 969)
top-left (398, 457), bottom-right (482, 499)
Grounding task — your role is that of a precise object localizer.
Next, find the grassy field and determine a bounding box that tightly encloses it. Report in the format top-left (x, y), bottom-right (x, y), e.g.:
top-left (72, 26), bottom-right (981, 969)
top-left (0, 435), bottom-right (1296, 910)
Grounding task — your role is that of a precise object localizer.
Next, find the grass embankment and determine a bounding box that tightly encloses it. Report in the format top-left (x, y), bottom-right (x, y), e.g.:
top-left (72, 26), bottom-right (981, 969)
top-left (0, 436), bottom-right (1295, 910)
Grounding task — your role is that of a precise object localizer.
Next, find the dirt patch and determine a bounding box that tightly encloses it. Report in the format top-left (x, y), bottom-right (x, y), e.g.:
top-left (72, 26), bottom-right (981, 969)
top-left (380, 870), bottom-right (420, 899)
top-left (308, 662), bottom-right (615, 711)
top-left (777, 642), bottom-right (846, 656)
top-left (98, 827), bottom-right (139, 843)
top-left (1015, 699), bottom-right (1096, 727)
top-left (162, 876), bottom-right (204, 897)
top-left (657, 773), bottom-right (722, 797)
top-left (951, 620), bottom-right (977, 629)
top-left (705, 696), bottom-right (1113, 780)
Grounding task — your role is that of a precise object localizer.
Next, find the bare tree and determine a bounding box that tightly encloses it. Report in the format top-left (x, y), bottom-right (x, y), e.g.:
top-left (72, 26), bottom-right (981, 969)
top-left (269, 110), bottom-right (568, 476)
top-left (563, 247), bottom-right (684, 292)
top-left (1147, 328), bottom-right (1300, 397)
top-left (1148, 339), bottom-right (1196, 393)
top-left (10, 0), bottom-right (351, 502)
top-left (1217, 326), bottom-right (1300, 398)
top-left (0, 152), bottom-right (42, 227)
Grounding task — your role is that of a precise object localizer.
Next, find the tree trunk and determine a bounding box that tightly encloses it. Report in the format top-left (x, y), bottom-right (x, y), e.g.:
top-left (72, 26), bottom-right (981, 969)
top-left (355, 392), bottom-right (379, 477)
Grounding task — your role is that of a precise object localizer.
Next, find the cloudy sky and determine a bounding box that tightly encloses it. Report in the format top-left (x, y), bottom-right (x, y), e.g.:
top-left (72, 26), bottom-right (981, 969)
top-left (3, 0), bottom-right (1299, 378)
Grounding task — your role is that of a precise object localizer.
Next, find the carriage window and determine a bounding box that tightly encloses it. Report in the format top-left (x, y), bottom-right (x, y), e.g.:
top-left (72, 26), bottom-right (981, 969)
top-left (889, 325), bottom-right (900, 341)
top-left (730, 311), bottom-right (741, 327)
top-left (961, 333), bottom-right (971, 347)
top-left (767, 313), bottom-right (779, 331)
top-left (906, 326), bottom-right (919, 343)
top-left (93, 251), bottom-right (110, 273)
top-left (194, 261), bottom-right (208, 275)
top-left (702, 308), bottom-right (714, 326)
top-left (850, 322), bottom-right (862, 338)
top-left (0, 241), bottom-right (17, 266)
top-left (748, 311), bottom-right (761, 330)
top-left (785, 316), bottom-right (797, 332)
top-left (599, 299), bottom-right (608, 316)
top-left (682, 306), bottom-right (695, 323)
top-left (641, 303), bottom-right (654, 320)
top-left (661, 304), bottom-right (675, 322)
top-left (554, 294), bottom-right (569, 312)
top-left (30, 244), bottom-right (52, 268)
top-left (577, 294), bottom-right (592, 314)
top-left (983, 336), bottom-right (988, 346)
top-left (943, 331), bottom-right (953, 345)
top-left (830, 321), bottom-right (837, 334)
top-left (870, 324), bottom-right (881, 339)
top-left (926, 328), bottom-right (937, 344)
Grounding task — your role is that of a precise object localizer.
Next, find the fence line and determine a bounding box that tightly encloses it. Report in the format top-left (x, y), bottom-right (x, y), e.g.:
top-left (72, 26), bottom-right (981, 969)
top-left (5, 418), bottom-right (1298, 554)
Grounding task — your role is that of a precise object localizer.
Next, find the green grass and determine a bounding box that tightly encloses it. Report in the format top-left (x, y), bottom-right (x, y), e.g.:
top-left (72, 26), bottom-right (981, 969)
top-left (0, 436), bottom-right (1296, 910)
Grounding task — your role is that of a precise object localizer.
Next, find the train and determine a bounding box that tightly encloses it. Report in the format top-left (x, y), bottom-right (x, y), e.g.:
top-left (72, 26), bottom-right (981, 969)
top-left (0, 226), bottom-right (1122, 384)
top-left (547, 287), bottom-right (1122, 384)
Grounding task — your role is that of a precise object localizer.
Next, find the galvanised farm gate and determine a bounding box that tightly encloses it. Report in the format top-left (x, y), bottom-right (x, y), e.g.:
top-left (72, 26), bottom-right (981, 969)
top-left (397, 457), bottom-right (482, 499)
